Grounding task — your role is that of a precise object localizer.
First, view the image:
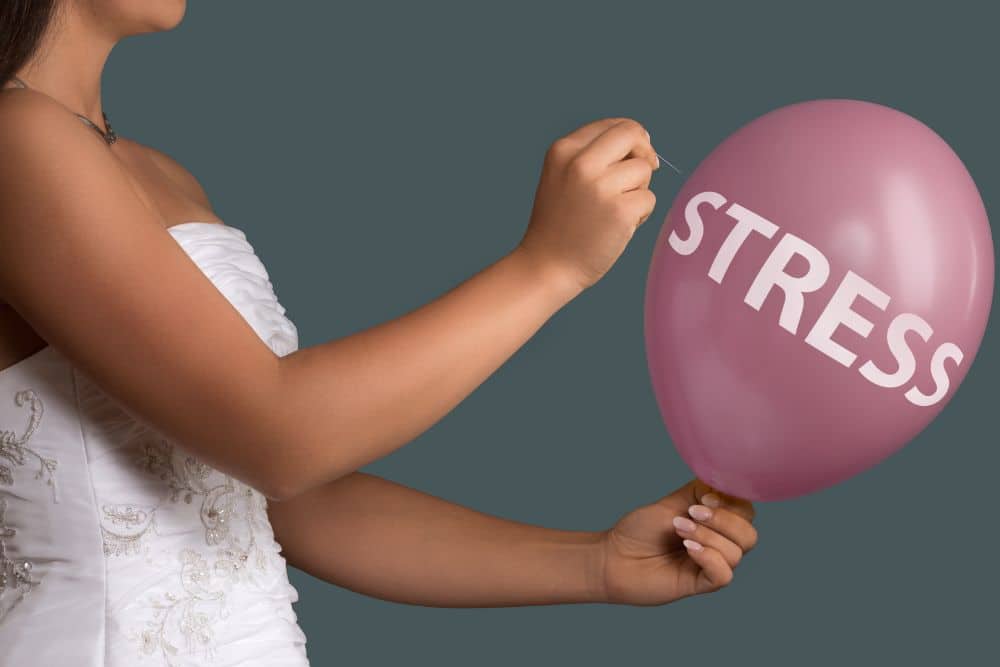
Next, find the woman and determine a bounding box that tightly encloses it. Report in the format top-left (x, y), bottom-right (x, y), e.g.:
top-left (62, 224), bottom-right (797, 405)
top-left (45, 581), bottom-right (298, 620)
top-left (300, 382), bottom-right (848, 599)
top-left (0, 1), bottom-right (758, 665)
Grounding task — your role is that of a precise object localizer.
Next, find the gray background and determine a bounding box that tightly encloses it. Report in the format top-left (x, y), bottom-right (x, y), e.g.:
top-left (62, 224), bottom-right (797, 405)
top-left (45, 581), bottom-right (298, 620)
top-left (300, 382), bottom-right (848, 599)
top-left (106, 2), bottom-right (997, 665)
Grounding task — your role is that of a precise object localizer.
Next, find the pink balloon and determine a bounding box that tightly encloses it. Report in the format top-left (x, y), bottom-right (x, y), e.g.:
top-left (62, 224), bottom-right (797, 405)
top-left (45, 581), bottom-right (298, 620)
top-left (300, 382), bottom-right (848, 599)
top-left (644, 99), bottom-right (994, 501)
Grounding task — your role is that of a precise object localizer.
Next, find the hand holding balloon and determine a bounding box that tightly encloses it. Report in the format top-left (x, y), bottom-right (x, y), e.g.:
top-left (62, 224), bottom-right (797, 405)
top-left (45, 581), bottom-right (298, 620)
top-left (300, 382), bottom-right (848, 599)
top-left (517, 117), bottom-right (660, 296)
top-left (600, 478), bottom-right (757, 604)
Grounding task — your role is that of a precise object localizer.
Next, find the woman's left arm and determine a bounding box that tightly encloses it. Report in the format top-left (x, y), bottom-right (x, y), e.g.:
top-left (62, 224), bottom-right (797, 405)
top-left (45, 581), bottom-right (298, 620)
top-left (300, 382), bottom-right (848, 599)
top-left (266, 472), bottom-right (607, 606)
top-left (266, 472), bottom-right (758, 607)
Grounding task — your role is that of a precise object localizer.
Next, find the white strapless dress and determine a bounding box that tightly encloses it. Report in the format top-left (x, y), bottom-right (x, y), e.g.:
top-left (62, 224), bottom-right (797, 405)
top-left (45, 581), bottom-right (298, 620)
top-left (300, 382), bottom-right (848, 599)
top-left (0, 222), bottom-right (310, 666)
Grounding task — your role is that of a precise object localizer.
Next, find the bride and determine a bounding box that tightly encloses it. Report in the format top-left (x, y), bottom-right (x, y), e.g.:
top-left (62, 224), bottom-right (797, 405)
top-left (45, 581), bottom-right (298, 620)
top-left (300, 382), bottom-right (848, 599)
top-left (0, 1), bottom-right (757, 664)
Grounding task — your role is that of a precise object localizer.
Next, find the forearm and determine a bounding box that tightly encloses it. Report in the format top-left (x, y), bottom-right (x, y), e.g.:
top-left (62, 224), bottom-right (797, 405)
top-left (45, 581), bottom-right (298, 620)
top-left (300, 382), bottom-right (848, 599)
top-left (267, 472), bottom-right (608, 607)
top-left (268, 247), bottom-right (580, 497)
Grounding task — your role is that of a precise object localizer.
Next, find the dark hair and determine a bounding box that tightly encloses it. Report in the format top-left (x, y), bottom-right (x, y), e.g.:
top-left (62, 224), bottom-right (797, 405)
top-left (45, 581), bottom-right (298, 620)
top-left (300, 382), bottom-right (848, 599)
top-left (1, 0), bottom-right (59, 87)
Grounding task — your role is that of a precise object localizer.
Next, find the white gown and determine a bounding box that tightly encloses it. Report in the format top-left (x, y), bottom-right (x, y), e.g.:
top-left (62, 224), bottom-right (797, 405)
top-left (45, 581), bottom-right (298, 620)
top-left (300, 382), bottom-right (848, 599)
top-left (0, 222), bottom-right (310, 666)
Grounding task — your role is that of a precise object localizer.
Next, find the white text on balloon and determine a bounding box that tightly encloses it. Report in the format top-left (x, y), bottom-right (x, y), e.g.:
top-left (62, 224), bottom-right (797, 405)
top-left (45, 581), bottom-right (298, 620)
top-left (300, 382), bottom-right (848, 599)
top-left (667, 190), bottom-right (963, 407)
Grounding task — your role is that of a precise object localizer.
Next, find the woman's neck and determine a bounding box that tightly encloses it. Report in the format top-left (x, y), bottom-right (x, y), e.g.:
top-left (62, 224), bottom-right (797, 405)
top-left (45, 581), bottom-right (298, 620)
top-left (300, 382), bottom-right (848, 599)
top-left (8, 3), bottom-right (118, 125)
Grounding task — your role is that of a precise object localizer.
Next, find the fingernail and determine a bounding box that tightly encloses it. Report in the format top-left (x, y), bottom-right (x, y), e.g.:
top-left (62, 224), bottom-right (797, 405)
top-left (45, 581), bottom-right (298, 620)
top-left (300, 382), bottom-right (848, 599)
top-left (672, 516), bottom-right (696, 533)
top-left (645, 129), bottom-right (651, 141)
top-left (701, 493), bottom-right (721, 508)
top-left (688, 504), bottom-right (713, 521)
top-left (654, 153), bottom-right (660, 168)
top-left (683, 539), bottom-right (703, 552)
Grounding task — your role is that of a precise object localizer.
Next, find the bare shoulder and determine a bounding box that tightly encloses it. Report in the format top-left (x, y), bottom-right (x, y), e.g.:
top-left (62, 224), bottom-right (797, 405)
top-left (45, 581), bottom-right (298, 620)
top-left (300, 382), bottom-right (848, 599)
top-left (131, 140), bottom-right (213, 209)
top-left (0, 87), bottom-right (92, 147)
top-left (0, 87), bottom-right (123, 198)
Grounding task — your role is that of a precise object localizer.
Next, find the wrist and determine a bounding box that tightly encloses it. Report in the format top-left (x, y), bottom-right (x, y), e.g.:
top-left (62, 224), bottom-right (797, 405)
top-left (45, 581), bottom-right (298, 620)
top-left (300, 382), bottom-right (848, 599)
top-left (570, 531), bottom-right (609, 602)
top-left (532, 528), bottom-right (610, 605)
top-left (576, 529), bottom-right (611, 604)
top-left (507, 245), bottom-right (584, 307)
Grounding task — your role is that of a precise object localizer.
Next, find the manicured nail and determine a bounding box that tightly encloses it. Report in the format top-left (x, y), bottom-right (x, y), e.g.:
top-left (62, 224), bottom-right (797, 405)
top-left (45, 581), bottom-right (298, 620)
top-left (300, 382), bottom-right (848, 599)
top-left (683, 539), bottom-right (703, 552)
top-left (701, 493), bottom-right (722, 508)
top-left (688, 504), bottom-right (713, 521)
top-left (672, 516), bottom-right (696, 533)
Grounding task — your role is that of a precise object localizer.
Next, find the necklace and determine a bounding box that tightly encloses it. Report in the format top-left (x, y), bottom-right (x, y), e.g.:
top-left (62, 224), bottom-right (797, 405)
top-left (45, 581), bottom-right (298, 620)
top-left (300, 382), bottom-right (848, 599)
top-left (8, 76), bottom-right (118, 145)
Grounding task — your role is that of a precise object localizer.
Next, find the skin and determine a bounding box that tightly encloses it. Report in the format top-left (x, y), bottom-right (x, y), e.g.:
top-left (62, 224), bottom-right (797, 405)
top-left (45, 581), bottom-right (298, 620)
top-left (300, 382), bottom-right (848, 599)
top-left (0, 0), bottom-right (758, 608)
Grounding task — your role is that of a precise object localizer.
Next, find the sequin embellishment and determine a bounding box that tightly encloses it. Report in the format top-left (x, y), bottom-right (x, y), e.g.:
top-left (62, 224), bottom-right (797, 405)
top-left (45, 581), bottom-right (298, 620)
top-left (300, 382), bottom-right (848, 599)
top-left (0, 498), bottom-right (41, 620)
top-left (0, 389), bottom-right (57, 620)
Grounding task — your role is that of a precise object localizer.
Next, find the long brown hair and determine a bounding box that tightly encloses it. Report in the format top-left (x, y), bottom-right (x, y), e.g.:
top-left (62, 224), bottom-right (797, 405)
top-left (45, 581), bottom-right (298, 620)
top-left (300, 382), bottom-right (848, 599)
top-left (0, 0), bottom-right (59, 87)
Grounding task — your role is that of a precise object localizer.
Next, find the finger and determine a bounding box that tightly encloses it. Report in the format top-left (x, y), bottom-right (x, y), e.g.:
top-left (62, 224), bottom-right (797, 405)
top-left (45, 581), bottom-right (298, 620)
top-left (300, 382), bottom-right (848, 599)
top-left (701, 490), bottom-right (756, 523)
top-left (686, 479), bottom-right (755, 522)
top-left (687, 504), bottom-right (758, 553)
top-left (618, 188), bottom-right (657, 229)
top-left (683, 478), bottom-right (719, 506)
top-left (627, 142), bottom-right (660, 172)
top-left (559, 117), bottom-right (630, 148)
top-left (580, 119), bottom-right (657, 171)
top-left (682, 539), bottom-right (734, 592)
top-left (672, 515), bottom-right (744, 567)
top-left (602, 157), bottom-right (653, 193)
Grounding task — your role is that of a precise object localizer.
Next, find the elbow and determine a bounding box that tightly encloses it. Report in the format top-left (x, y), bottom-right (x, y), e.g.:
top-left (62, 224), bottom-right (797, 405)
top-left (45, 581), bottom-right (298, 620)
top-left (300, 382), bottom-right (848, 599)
top-left (248, 363), bottom-right (356, 501)
top-left (239, 464), bottom-right (296, 503)
top-left (260, 463), bottom-right (309, 502)
top-left (260, 478), bottom-right (298, 503)
top-left (262, 473), bottom-right (328, 503)
top-left (260, 454), bottom-right (353, 502)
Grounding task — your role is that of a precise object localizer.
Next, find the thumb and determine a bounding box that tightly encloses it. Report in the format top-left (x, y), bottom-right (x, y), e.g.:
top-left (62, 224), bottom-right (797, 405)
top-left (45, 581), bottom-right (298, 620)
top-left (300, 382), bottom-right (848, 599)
top-left (654, 478), bottom-right (718, 509)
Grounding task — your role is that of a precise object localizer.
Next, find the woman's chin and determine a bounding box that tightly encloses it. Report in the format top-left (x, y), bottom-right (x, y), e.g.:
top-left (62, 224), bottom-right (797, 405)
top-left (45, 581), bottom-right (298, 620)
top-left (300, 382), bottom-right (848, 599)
top-left (130, 0), bottom-right (188, 34)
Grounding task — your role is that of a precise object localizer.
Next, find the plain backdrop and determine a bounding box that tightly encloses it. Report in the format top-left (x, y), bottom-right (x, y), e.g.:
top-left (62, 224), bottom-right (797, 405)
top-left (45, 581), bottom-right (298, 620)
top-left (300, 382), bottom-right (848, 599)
top-left (105, 2), bottom-right (998, 665)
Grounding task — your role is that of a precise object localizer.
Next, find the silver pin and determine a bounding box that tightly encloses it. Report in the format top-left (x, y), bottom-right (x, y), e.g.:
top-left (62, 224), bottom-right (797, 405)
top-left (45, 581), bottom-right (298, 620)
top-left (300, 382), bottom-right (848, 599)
top-left (655, 151), bottom-right (682, 174)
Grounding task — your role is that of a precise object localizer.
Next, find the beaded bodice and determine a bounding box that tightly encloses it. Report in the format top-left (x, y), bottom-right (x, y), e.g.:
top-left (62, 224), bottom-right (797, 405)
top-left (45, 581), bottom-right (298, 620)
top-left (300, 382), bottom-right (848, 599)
top-left (0, 222), bottom-right (310, 666)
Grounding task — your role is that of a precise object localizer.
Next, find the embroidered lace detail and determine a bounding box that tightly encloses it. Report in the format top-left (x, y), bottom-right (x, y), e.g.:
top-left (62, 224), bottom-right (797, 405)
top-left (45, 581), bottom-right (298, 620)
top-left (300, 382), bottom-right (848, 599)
top-left (138, 548), bottom-right (226, 661)
top-left (98, 425), bottom-right (280, 663)
top-left (100, 436), bottom-right (273, 565)
top-left (0, 388), bottom-right (57, 620)
top-left (0, 389), bottom-right (59, 503)
top-left (101, 501), bottom-right (157, 558)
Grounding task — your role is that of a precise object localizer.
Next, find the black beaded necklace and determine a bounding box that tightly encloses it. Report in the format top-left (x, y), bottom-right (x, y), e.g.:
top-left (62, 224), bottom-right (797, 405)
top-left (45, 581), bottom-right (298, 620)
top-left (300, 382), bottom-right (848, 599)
top-left (8, 75), bottom-right (117, 145)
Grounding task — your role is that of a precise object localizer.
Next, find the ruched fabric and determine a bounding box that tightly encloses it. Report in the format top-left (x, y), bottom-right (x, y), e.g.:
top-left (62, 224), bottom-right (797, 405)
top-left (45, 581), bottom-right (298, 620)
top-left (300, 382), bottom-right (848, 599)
top-left (169, 222), bottom-right (299, 357)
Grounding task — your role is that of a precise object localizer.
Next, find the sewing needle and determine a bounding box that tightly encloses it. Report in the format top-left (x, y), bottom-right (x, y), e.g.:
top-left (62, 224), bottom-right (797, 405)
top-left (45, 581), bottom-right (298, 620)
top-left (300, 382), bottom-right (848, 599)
top-left (655, 152), bottom-right (683, 174)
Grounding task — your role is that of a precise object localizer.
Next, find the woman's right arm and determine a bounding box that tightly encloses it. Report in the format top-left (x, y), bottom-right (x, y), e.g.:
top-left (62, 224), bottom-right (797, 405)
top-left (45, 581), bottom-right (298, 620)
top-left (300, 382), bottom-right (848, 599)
top-left (0, 92), bottom-right (658, 501)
